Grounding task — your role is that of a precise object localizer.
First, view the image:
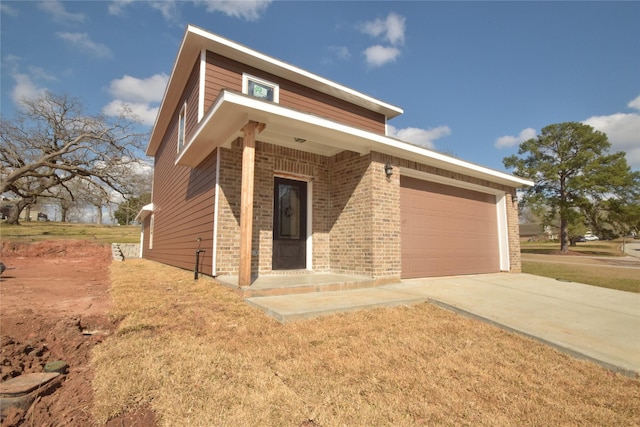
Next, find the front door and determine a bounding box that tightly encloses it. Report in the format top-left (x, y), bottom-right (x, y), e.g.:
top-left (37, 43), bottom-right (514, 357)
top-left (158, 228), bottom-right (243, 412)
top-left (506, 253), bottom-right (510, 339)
top-left (273, 177), bottom-right (307, 270)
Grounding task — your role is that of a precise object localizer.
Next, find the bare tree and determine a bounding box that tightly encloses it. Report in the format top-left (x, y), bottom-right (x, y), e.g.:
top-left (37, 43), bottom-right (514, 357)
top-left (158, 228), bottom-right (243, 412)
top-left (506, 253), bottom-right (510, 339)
top-left (0, 92), bottom-right (147, 224)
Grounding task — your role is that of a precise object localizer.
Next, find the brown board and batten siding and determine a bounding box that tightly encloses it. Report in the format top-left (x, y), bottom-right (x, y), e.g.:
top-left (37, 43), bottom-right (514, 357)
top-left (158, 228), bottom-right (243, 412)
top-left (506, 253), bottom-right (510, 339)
top-left (183, 58), bottom-right (201, 143)
top-left (143, 58), bottom-right (217, 275)
top-left (400, 176), bottom-right (500, 278)
top-left (204, 51), bottom-right (386, 135)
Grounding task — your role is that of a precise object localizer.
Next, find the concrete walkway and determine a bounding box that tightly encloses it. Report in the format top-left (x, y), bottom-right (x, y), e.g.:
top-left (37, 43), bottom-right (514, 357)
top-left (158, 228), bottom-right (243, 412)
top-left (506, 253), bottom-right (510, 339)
top-left (246, 273), bottom-right (640, 377)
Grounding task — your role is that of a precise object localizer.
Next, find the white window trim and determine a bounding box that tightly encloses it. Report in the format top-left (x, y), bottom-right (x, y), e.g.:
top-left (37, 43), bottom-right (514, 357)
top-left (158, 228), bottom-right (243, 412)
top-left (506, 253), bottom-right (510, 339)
top-left (242, 73), bottom-right (279, 103)
top-left (198, 49), bottom-right (206, 122)
top-left (177, 103), bottom-right (186, 152)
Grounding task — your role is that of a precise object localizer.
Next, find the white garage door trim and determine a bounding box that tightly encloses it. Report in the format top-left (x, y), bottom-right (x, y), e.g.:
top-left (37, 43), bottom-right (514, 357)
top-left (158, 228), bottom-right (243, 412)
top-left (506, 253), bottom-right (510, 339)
top-left (400, 167), bottom-right (510, 272)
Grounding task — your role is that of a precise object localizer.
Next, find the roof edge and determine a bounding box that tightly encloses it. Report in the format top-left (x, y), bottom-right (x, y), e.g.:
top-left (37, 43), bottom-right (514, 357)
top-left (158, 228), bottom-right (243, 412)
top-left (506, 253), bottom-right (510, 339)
top-left (147, 25), bottom-right (405, 157)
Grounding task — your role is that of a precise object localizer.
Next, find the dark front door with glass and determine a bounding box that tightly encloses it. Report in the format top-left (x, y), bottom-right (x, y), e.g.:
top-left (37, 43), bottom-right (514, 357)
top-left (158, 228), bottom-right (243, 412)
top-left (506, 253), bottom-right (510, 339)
top-left (273, 177), bottom-right (307, 270)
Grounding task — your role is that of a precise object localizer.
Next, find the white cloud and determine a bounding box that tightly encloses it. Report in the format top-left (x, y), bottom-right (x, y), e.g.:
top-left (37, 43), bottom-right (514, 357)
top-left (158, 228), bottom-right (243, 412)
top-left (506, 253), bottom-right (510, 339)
top-left (581, 95), bottom-right (640, 169)
top-left (494, 127), bottom-right (537, 149)
top-left (388, 125), bottom-right (451, 149)
top-left (11, 73), bottom-right (48, 106)
top-left (627, 94), bottom-right (640, 111)
top-left (1, 3), bottom-right (19, 16)
top-left (194, 0), bottom-right (272, 21)
top-left (102, 100), bottom-right (159, 126)
top-left (360, 12), bottom-right (406, 46)
top-left (57, 32), bottom-right (113, 59)
top-left (359, 12), bottom-right (406, 68)
top-left (39, 0), bottom-right (85, 24)
top-left (109, 0), bottom-right (271, 21)
top-left (109, 0), bottom-right (181, 24)
top-left (328, 46), bottom-right (351, 61)
top-left (363, 45), bottom-right (401, 68)
top-left (108, 0), bottom-right (134, 15)
top-left (3, 56), bottom-right (51, 107)
top-left (583, 114), bottom-right (640, 169)
top-left (107, 74), bottom-right (169, 104)
top-left (103, 74), bottom-right (169, 126)
top-left (149, 1), bottom-right (180, 22)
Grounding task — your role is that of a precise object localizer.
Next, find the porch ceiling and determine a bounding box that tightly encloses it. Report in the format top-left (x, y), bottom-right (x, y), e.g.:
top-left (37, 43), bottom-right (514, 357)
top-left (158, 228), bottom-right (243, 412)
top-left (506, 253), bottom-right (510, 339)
top-left (176, 90), bottom-right (372, 168)
top-left (177, 90), bottom-right (533, 189)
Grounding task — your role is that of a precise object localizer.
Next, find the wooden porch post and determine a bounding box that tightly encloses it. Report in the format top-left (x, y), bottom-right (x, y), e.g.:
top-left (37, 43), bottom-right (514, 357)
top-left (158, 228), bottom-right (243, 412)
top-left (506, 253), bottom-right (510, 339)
top-left (238, 121), bottom-right (265, 287)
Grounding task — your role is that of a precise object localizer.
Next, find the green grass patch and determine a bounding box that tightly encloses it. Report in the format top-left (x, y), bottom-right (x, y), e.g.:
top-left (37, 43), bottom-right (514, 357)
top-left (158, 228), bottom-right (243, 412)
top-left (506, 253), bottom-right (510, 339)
top-left (522, 261), bottom-right (640, 293)
top-left (0, 221), bottom-right (140, 244)
top-left (521, 240), bottom-right (623, 257)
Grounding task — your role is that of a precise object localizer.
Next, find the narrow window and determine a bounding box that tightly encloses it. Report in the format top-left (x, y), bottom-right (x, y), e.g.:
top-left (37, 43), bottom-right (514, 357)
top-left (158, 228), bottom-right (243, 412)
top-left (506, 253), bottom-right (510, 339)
top-left (242, 74), bottom-right (279, 103)
top-left (149, 214), bottom-right (154, 250)
top-left (177, 104), bottom-right (186, 152)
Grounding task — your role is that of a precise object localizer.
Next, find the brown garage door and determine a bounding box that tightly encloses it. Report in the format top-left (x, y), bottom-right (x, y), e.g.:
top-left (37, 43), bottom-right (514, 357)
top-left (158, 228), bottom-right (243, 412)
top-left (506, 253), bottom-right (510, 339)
top-left (401, 176), bottom-right (500, 278)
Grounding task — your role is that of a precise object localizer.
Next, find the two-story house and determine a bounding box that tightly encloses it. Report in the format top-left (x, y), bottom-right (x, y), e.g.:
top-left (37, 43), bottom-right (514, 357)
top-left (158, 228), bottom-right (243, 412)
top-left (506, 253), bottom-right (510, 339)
top-left (139, 25), bottom-right (532, 289)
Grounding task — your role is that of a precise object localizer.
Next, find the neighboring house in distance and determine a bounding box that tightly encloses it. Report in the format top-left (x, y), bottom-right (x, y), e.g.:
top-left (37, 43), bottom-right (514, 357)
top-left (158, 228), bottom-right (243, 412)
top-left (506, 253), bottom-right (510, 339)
top-left (139, 25), bottom-right (533, 287)
top-left (519, 223), bottom-right (559, 242)
top-left (519, 223), bottom-right (543, 242)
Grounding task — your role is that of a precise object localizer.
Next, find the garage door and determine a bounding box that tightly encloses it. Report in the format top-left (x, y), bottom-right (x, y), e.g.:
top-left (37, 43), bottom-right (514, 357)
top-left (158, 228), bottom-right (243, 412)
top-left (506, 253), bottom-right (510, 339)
top-left (401, 176), bottom-right (500, 278)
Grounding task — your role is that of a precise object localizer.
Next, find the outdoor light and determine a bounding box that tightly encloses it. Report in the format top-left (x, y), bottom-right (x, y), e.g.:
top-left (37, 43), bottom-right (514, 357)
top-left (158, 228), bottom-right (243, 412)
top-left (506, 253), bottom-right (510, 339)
top-left (384, 162), bottom-right (393, 177)
top-left (294, 137), bottom-right (306, 143)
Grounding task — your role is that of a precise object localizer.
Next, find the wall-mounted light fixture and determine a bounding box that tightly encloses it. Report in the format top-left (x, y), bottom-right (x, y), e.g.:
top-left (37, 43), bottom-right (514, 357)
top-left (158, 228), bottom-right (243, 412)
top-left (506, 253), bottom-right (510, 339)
top-left (384, 162), bottom-right (393, 177)
top-left (294, 137), bottom-right (306, 143)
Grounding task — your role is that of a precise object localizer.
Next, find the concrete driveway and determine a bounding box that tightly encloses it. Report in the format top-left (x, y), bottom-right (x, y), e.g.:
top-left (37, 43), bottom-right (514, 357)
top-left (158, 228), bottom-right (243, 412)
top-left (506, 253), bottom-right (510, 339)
top-left (247, 272), bottom-right (640, 377)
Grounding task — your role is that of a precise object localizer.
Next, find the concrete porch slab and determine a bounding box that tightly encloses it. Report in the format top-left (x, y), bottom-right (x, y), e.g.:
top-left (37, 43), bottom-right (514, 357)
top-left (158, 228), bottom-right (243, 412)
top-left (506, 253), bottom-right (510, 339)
top-left (216, 273), bottom-right (385, 297)
top-left (246, 285), bottom-right (427, 322)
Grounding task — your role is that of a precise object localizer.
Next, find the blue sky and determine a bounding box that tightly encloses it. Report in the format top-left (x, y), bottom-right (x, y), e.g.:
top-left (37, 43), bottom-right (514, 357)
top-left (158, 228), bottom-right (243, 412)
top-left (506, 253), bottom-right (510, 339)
top-left (2, 1), bottom-right (639, 172)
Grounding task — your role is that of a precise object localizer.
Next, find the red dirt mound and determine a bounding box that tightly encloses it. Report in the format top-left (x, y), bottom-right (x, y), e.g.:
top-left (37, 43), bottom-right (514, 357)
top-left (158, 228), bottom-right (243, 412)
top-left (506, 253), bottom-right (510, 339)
top-left (0, 240), bottom-right (156, 426)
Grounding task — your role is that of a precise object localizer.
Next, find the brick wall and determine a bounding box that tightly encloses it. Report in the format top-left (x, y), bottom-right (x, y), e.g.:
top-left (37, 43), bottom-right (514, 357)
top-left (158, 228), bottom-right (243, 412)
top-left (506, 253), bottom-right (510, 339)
top-left (327, 151), bottom-right (372, 276)
top-left (505, 190), bottom-right (522, 272)
top-left (370, 152), bottom-right (401, 279)
top-left (215, 144), bottom-right (242, 276)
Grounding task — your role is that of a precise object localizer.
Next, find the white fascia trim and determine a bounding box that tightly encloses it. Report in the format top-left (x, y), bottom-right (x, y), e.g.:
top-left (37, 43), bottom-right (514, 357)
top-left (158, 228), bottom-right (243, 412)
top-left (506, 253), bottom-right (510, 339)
top-left (199, 49), bottom-right (206, 122)
top-left (496, 194), bottom-right (510, 271)
top-left (212, 149), bottom-right (220, 276)
top-left (147, 29), bottom-right (191, 155)
top-left (186, 25), bottom-right (403, 117)
top-left (135, 203), bottom-right (154, 221)
top-left (393, 145), bottom-right (533, 188)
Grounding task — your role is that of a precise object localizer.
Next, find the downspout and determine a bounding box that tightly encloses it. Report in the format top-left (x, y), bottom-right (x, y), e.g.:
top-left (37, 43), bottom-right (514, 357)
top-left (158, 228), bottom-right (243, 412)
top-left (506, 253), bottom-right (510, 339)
top-left (212, 148), bottom-right (220, 276)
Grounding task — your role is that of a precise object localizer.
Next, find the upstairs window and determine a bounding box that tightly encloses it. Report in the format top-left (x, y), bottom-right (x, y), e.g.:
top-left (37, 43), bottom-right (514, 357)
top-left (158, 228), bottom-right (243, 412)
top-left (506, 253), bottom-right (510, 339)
top-left (243, 74), bottom-right (279, 103)
top-left (177, 103), bottom-right (186, 152)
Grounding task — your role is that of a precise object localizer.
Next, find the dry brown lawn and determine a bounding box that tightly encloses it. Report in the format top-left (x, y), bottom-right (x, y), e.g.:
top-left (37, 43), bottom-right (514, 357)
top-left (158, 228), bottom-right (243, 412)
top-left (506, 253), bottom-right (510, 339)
top-left (92, 260), bottom-right (640, 426)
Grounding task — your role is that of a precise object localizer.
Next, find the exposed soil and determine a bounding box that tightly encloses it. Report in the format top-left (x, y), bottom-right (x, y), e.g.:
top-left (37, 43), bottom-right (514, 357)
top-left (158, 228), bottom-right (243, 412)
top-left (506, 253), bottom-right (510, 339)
top-left (0, 240), bottom-right (156, 426)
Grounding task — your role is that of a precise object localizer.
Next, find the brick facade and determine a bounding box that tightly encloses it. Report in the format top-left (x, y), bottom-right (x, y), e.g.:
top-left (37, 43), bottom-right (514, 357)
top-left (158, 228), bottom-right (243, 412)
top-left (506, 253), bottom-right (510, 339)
top-left (213, 139), bottom-right (523, 281)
